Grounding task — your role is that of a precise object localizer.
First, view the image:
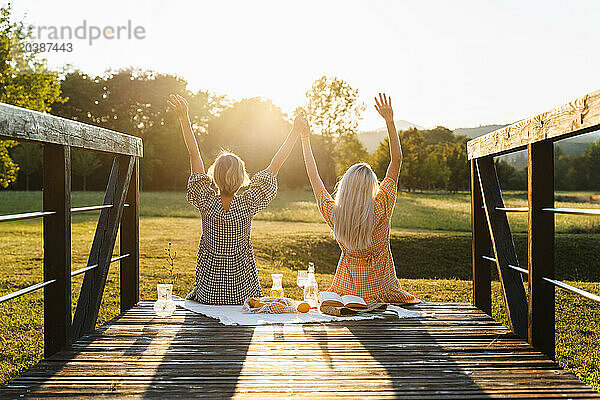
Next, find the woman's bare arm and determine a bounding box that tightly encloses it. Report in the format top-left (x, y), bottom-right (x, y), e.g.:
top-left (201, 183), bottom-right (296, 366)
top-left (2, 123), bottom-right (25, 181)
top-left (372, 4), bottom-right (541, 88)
top-left (267, 116), bottom-right (301, 175)
top-left (374, 93), bottom-right (402, 181)
top-left (168, 94), bottom-right (204, 174)
top-left (299, 117), bottom-right (326, 199)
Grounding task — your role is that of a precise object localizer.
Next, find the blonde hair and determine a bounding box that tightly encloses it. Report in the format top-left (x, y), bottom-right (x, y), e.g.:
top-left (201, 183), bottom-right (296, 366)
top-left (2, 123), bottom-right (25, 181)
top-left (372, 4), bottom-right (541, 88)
top-left (207, 151), bottom-right (251, 196)
top-left (332, 163), bottom-right (379, 250)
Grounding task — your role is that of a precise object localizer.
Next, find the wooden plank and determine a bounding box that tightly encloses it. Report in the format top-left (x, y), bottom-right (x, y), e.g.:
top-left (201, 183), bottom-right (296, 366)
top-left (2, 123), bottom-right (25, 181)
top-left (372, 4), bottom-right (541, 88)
top-left (0, 103), bottom-right (142, 156)
top-left (471, 160), bottom-right (492, 315)
top-left (71, 155), bottom-right (135, 340)
top-left (475, 157), bottom-right (528, 339)
top-left (527, 141), bottom-right (555, 360)
top-left (467, 88), bottom-right (600, 159)
top-left (120, 157), bottom-right (140, 313)
top-left (42, 144), bottom-right (72, 358)
top-left (2, 302), bottom-right (598, 399)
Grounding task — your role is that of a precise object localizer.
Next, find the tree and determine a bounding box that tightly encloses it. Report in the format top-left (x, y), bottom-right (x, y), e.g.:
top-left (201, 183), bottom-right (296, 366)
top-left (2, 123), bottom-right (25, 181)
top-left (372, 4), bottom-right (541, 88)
top-left (371, 137), bottom-right (390, 181)
top-left (422, 144), bottom-right (450, 189)
top-left (335, 133), bottom-right (369, 175)
top-left (304, 76), bottom-right (365, 185)
top-left (421, 126), bottom-right (456, 146)
top-left (0, 4), bottom-right (63, 188)
top-left (71, 150), bottom-right (102, 191)
top-left (444, 138), bottom-right (470, 192)
top-left (0, 142), bottom-right (18, 188)
top-left (305, 76), bottom-right (365, 140)
top-left (52, 68), bottom-right (227, 190)
top-left (584, 140), bottom-right (600, 190)
top-left (398, 129), bottom-right (426, 191)
top-left (11, 143), bottom-right (42, 190)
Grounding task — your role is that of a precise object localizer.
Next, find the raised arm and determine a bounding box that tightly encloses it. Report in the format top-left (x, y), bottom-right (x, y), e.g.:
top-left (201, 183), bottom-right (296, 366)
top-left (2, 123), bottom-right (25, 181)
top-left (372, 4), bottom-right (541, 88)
top-left (168, 94), bottom-right (204, 174)
top-left (374, 93), bottom-right (402, 182)
top-left (266, 116), bottom-right (301, 175)
top-left (298, 116), bottom-right (326, 199)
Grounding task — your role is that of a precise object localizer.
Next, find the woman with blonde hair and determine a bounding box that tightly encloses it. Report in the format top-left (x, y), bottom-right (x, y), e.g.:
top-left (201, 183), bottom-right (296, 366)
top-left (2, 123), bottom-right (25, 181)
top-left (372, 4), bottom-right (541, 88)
top-left (299, 93), bottom-right (419, 305)
top-left (168, 94), bottom-right (301, 305)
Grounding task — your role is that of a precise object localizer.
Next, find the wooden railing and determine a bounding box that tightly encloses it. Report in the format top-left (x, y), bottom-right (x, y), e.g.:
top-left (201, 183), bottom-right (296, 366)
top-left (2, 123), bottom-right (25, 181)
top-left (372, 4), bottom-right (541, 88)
top-left (0, 103), bottom-right (143, 357)
top-left (468, 89), bottom-right (600, 360)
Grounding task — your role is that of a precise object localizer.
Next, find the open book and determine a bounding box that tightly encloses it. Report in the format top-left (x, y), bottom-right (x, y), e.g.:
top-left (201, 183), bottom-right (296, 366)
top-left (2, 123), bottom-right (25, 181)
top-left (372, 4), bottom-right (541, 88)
top-left (318, 292), bottom-right (368, 309)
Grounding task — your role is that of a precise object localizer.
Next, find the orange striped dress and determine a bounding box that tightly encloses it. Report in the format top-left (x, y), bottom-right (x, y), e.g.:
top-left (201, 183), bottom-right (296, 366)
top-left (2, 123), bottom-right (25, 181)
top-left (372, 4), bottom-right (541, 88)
top-left (317, 176), bottom-right (420, 305)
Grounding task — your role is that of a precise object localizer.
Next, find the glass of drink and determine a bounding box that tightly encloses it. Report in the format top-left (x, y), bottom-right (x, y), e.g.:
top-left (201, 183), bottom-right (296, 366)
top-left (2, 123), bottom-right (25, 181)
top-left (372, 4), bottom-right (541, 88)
top-left (296, 270), bottom-right (308, 290)
top-left (270, 273), bottom-right (284, 298)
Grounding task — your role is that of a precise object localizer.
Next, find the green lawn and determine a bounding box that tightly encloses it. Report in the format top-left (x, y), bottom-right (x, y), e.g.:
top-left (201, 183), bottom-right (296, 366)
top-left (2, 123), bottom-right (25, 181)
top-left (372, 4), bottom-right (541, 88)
top-left (0, 190), bottom-right (599, 391)
top-left (3, 189), bottom-right (600, 233)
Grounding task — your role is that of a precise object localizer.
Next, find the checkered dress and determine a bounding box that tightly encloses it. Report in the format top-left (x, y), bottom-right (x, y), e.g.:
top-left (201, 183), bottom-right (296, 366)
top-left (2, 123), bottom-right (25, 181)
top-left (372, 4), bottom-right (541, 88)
top-left (317, 176), bottom-right (420, 305)
top-left (185, 169), bottom-right (277, 305)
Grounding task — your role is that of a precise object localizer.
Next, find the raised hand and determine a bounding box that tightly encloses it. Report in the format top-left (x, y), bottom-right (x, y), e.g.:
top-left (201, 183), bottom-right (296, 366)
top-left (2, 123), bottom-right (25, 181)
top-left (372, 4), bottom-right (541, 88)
top-left (374, 93), bottom-right (394, 122)
top-left (293, 114), bottom-right (310, 138)
top-left (167, 94), bottom-right (189, 119)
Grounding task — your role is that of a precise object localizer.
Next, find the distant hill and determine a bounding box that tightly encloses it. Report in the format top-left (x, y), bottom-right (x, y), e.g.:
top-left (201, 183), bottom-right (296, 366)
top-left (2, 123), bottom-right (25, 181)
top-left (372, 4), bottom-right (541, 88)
top-left (358, 120), bottom-right (424, 153)
top-left (453, 124), bottom-right (508, 138)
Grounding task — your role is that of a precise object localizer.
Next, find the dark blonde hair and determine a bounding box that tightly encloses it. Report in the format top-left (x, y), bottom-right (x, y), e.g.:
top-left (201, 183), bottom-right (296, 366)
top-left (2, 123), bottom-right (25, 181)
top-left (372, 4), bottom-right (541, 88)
top-left (207, 151), bottom-right (251, 196)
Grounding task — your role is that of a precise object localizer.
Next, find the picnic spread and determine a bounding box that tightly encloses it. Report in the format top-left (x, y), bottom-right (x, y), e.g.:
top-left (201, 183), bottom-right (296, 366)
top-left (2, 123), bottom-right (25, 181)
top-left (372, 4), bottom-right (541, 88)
top-left (172, 295), bottom-right (424, 326)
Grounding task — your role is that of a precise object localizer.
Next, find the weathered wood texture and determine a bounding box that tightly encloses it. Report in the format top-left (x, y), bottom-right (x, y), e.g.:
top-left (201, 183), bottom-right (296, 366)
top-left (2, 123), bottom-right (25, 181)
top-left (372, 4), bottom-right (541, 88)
top-left (467, 88), bottom-right (600, 159)
top-left (527, 141), bottom-right (556, 360)
top-left (72, 155), bottom-right (135, 340)
top-left (120, 157), bottom-right (140, 313)
top-left (0, 103), bottom-right (142, 156)
top-left (476, 157), bottom-right (528, 339)
top-left (471, 160), bottom-right (491, 315)
top-left (42, 144), bottom-right (72, 358)
top-left (2, 302), bottom-right (597, 399)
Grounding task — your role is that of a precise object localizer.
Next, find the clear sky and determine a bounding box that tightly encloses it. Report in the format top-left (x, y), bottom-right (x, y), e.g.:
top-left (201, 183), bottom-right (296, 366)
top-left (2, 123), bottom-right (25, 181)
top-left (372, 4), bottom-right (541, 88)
top-left (8, 0), bottom-right (600, 130)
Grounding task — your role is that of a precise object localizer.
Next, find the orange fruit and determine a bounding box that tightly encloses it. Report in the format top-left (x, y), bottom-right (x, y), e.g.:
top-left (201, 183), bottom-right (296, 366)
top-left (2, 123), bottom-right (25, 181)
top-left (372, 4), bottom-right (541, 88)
top-left (297, 302), bottom-right (310, 313)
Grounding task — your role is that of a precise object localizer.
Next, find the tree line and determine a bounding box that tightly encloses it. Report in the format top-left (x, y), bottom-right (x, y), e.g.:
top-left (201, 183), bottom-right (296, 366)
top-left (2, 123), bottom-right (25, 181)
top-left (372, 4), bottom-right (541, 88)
top-left (4, 4), bottom-right (598, 194)
top-left (0, 1), bottom-right (473, 194)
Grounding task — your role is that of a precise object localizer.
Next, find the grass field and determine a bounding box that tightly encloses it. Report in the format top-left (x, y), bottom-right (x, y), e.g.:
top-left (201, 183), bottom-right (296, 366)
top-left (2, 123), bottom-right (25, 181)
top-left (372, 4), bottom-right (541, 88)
top-left (0, 190), bottom-right (599, 391)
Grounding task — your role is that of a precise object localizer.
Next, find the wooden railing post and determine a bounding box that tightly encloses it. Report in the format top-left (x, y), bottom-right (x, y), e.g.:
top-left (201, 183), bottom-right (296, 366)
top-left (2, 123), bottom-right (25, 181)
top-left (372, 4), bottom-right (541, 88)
top-left (471, 159), bottom-right (491, 315)
top-left (43, 144), bottom-right (71, 358)
top-left (528, 141), bottom-right (555, 360)
top-left (120, 157), bottom-right (139, 312)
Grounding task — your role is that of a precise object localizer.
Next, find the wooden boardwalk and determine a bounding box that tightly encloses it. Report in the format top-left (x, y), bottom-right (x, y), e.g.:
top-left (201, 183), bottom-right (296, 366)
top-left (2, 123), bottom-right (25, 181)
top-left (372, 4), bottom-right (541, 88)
top-left (2, 301), bottom-right (598, 399)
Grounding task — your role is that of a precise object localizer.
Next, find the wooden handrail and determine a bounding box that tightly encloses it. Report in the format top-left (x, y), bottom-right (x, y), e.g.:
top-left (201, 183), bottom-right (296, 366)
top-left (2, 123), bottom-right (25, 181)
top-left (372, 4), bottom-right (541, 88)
top-left (468, 91), bottom-right (600, 361)
top-left (0, 103), bottom-right (143, 156)
top-left (467, 88), bottom-right (600, 159)
top-left (0, 103), bottom-right (142, 359)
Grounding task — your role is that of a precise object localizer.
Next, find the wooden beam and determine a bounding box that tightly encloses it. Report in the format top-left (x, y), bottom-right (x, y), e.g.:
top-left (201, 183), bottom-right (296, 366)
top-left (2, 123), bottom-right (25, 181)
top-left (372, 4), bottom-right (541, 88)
top-left (43, 144), bottom-right (72, 358)
top-left (120, 157), bottom-right (140, 313)
top-left (72, 155), bottom-right (135, 340)
top-left (471, 160), bottom-right (491, 315)
top-left (476, 157), bottom-right (528, 339)
top-left (0, 103), bottom-right (142, 157)
top-left (528, 141), bottom-right (555, 360)
top-left (467, 88), bottom-right (600, 159)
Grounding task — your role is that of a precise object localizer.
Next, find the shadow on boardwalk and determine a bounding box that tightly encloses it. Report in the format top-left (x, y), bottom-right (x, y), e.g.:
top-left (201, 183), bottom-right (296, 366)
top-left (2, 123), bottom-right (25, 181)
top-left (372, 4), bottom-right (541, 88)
top-left (2, 302), bottom-right (596, 398)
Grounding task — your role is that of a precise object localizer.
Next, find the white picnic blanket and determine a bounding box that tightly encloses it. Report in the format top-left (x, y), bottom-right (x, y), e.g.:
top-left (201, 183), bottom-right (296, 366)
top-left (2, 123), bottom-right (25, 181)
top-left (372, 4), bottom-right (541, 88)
top-left (173, 296), bottom-right (424, 326)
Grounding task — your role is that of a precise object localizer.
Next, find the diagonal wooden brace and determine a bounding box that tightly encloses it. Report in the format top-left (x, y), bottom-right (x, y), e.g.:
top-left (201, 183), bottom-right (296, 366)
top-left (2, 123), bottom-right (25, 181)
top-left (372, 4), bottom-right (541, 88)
top-left (476, 156), bottom-right (528, 339)
top-left (72, 154), bottom-right (135, 340)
